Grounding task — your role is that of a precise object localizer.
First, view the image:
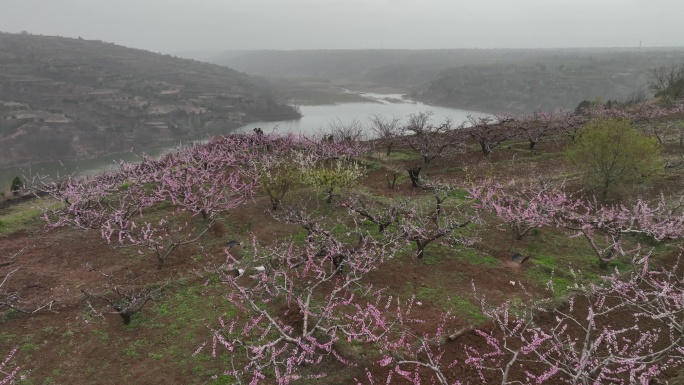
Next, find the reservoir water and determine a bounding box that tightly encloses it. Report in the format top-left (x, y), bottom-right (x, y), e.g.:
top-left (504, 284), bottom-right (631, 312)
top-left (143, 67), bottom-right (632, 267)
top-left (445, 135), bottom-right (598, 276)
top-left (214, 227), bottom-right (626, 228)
top-left (0, 92), bottom-right (486, 193)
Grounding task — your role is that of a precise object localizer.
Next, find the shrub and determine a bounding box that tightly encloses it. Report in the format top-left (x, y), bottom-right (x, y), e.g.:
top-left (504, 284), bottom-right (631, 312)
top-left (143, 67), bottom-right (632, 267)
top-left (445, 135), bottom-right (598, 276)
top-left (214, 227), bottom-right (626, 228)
top-left (10, 176), bottom-right (23, 196)
top-left (302, 160), bottom-right (364, 203)
top-left (565, 118), bottom-right (662, 199)
top-left (259, 164), bottom-right (302, 210)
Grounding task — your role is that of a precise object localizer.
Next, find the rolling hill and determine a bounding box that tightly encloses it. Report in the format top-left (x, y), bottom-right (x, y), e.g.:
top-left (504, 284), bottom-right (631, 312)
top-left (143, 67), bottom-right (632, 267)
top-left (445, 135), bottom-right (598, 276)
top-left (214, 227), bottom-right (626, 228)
top-left (0, 32), bottom-right (299, 167)
top-left (209, 48), bottom-right (684, 113)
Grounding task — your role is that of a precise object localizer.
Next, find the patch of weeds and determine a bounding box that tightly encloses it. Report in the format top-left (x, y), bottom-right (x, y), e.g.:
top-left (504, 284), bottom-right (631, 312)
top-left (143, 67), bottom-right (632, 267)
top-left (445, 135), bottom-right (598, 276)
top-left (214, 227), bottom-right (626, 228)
top-left (413, 286), bottom-right (485, 323)
top-left (448, 295), bottom-right (486, 323)
top-left (437, 167), bottom-right (463, 175)
top-left (92, 329), bottom-right (109, 342)
top-left (359, 219), bottom-right (378, 232)
top-left (20, 334), bottom-right (34, 344)
top-left (290, 229), bottom-right (308, 246)
top-left (165, 345), bottom-right (183, 358)
top-left (123, 338), bottom-right (149, 358)
top-left (526, 242), bottom-right (540, 254)
top-left (242, 220), bottom-right (254, 234)
top-left (545, 276), bottom-right (574, 297)
top-left (416, 286), bottom-right (439, 301)
top-left (0, 331), bottom-right (16, 345)
top-left (387, 150), bottom-right (421, 162)
top-left (455, 247), bottom-right (498, 267)
top-left (446, 188), bottom-right (470, 202)
top-left (0, 198), bottom-right (58, 235)
top-left (184, 330), bottom-right (196, 342)
top-left (528, 254), bottom-right (576, 297)
top-left (17, 377), bottom-right (35, 385)
top-left (208, 374), bottom-right (238, 384)
top-left (530, 254), bottom-right (557, 269)
top-left (331, 223), bottom-right (348, 237)
top-left (147, 352), bottom-right (164, 360)
top-left (359, 159), bottom-right (385, 172)
top-left (421, 253), bottom-right (443, 265)
top-left (141, 320), bottom-right (166, 330)
top-left (152, 302), bottom-right (172, 317)
top-left (606, 257), bottom-right (631, 272)
top-left (0, 308), bottom-right (21, 323)
top-left (20, 343), bottom-right (36, 352)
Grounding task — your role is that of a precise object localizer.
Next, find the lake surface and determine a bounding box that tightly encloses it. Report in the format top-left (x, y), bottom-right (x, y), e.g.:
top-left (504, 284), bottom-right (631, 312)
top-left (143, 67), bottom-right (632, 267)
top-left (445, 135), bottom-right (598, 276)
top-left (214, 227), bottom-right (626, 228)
top-left (0, 92), bottom-right (485, 193)
top-left (234, 91), bottom-right (484, 137)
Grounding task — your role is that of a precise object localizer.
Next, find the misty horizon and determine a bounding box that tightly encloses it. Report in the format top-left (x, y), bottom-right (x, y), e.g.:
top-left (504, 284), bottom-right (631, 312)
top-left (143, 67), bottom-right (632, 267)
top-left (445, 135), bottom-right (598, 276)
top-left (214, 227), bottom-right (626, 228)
top-left (2, 0), bottom-right (683, 54)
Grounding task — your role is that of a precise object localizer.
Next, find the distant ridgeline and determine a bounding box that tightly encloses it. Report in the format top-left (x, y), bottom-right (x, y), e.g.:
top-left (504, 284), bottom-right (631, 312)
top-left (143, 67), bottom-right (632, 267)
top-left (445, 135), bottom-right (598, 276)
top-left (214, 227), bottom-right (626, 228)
top-left (0, 32), bottom-right (299, 167)
top-left (212, 48), bottom-right (684, 114)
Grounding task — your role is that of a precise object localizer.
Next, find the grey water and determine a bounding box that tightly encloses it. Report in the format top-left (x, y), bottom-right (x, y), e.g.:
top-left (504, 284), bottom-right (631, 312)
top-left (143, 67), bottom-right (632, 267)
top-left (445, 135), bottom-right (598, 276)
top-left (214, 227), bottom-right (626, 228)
top-left (0, 92), bottom-right (486, 193)
top-left (234, 92), bottom-right (484, 137)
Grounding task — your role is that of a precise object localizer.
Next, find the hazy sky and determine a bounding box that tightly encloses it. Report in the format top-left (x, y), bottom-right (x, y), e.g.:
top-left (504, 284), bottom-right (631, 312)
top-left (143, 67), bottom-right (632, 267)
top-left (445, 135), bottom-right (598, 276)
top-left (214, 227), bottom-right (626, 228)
top-left (1, 0), bottom-right (681, 52)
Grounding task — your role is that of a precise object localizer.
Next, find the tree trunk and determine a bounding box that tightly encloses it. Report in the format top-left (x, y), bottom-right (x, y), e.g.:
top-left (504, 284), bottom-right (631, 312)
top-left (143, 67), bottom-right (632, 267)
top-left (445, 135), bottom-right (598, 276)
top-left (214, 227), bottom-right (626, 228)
top-left (512, 226), bottom-right (524, 241)
top-left (415, 240), bottom-right (425, 259)
top-left (408, 167), bottom-right (422, 188)
top-left (119, 312), bottom-right (132, 325)
top-left (386, 172), bottom-right (397, 189)
top-left (386, 142), bottom-right (394, 156)
top-left (480, 141), bottom-right (492, 156)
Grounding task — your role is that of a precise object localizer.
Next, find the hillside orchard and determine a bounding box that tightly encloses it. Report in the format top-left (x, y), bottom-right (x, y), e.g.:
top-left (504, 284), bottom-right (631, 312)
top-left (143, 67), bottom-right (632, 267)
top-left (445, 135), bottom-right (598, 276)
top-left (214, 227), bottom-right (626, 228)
top-left (3, 100), bottom-right (684, 384)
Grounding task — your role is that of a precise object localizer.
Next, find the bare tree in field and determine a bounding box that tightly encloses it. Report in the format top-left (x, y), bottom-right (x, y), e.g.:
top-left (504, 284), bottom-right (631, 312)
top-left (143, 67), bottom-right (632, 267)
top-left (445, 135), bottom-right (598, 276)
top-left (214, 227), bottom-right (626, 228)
top-left (1, 247), bottom-right (54, 314)
top-left (399, 112), bottom-right (464, 187)
top-left (327, 118), bottom-right (366, 143)
top-left (648, 59), bottom-right (684, 101)
top-left (81, 264), bottom-right (165, 325)
top-left (368, 114), bottom-right (402, 156)
top-left (466, 115), bottom-right (518, 156)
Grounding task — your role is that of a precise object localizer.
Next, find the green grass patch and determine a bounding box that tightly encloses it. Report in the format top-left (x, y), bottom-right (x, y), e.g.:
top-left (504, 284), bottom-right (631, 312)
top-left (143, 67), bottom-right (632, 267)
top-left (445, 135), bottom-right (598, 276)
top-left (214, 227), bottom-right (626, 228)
top-left (0, 199), bottom-right (56, 234)
top-left (0, 309), bottom-right (21, 323)
top-left (123, 338), bottom-right (149, 358)
top-left (91, 330), bottom-right (109, 342)
top-left (385, 150), bottom-right (422, 162)
top-left (446, 188), bottom-right (470, 201)
top-left (455, 247), bottom-right (499, 267)
top-left (409, 283), bottom-right (485, 322)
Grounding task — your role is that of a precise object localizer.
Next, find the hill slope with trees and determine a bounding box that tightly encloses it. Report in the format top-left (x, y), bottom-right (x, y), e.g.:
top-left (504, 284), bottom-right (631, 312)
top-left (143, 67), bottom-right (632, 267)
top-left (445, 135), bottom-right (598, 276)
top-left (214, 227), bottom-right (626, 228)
top-left (210, 48), bottom-right (684, 113)
top-left (0, 32), bottom-right (299, 167)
